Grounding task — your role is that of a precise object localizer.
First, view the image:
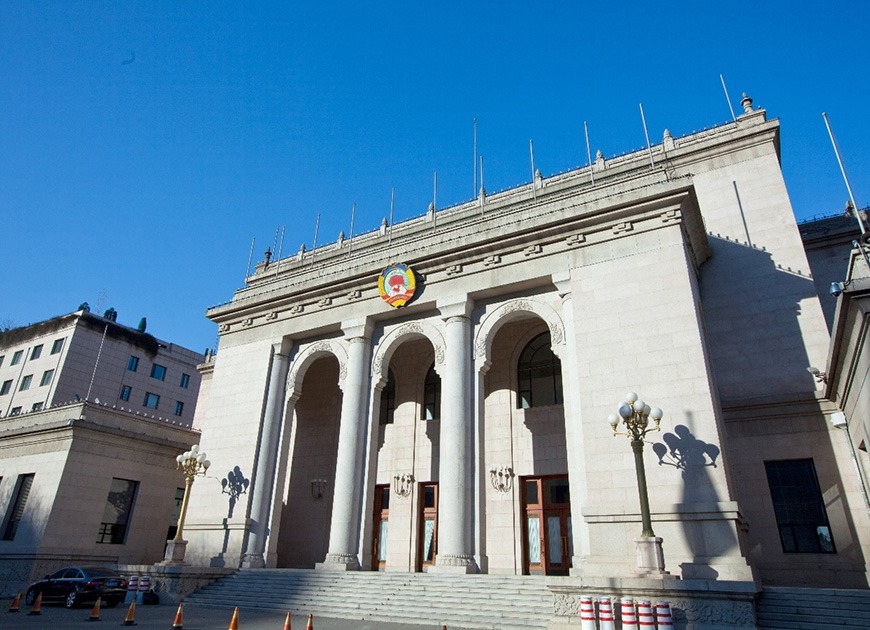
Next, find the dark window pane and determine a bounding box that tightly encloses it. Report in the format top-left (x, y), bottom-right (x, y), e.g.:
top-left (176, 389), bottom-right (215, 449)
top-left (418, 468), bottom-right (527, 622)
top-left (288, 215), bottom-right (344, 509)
top-left (525, 480), bottom-right (539, 505)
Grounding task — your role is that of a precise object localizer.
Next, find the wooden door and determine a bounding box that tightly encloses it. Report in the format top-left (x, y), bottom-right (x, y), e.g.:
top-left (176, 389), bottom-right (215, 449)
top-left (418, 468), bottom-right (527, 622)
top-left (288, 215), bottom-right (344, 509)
top-left (521, 475), bottom-right (572, 576)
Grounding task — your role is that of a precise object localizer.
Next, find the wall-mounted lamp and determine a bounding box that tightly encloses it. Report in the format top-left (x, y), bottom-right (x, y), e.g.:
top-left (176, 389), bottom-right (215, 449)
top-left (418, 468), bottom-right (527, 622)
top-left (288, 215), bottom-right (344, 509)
top-left (807, 366), bottom-right (828, 383)
top-left (310, 479), bottom-right (327, 500)
top-left (392, 473), bottom-right (414, 498)
top-left (488, 466), bottom-right (513, 493)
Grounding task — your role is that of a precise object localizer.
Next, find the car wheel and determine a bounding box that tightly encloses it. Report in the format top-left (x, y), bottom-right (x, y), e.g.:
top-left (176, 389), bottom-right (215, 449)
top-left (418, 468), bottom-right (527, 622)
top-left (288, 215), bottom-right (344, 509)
top-left (106, 599), bottom-right (121, 609)
top-left (25, 589), bottom-right (38, 606)
top-left (65, 590), bottom-right (78, 609)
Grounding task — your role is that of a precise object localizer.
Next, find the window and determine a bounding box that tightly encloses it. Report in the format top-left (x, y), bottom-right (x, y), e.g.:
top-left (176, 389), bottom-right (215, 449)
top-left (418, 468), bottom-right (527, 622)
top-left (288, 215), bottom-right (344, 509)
top-left (0, 380), bottom-right (11, 396)
top-left (150, 364), bottom-right (167, 381)
top-left (11, 350), bottom-right (23, 366)
top-left (19, 375), bottom-right (32, 391)
top-left (127, 356), bottom-right (139, 372)
top-left (51, 338), bottom-right (64, 355)
top-left (143, 392), bottom-right (160, 409)
top-left (423, 365), bottom-right (441, 420)
top-left (10, 407), bottom-right (22, 416)
top-left (3, 473), bottom-right (35, 540)
top-left (39, 370), bottom-right (54, 387)
top-left (30, 345), bottom-right (43, 360)
top-left (96, 478), bottom-right (138, 544)
top-left (765, 459), bottom-right (836, 554)
top-left (517, 332), bottom-right (563, 409)
top-left (119, 385), bottom-right (132, 402)
top-left (180, 373), bottom-right (190, 389)
top-left (379, 369), bottom-right (396, 425)
top-left (31, 402), bottom-right (43, 412)
top-left (174, 401), bottom-right (184, 416)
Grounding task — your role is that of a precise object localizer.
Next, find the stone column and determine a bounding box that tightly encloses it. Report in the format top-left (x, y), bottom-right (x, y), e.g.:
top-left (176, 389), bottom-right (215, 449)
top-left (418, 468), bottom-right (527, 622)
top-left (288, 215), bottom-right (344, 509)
top-left (319, 319), bottom-right (373, 570)
top-left (242, 342), bottom-right (291, 568)
top-left (433, 298), bottom-right (478, 573)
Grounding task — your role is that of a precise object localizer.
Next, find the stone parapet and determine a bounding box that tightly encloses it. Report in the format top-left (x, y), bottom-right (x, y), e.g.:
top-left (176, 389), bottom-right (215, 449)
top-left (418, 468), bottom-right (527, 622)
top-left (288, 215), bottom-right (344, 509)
top-left (118, 564), bottom-right (235, 604)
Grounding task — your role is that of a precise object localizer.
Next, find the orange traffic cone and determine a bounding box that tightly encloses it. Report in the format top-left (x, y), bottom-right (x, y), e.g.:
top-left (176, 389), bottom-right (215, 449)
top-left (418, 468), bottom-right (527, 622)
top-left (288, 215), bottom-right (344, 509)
top-left (87, 596), bottom-right (102, 621)
top-left (305, 613), bottom-right (313, 629)
top-left (283, 611), bottom-right (292, 629)
top-left (171, 602), bottom-right (184, 629)
top-left (28, 591), bottom-right (42, 616)
top-left (8, 591), bottom-right (21, 613)
top-left (228, 606), bottom-right (239, 630)
top-left (123, 600), bottom-right (137, 626)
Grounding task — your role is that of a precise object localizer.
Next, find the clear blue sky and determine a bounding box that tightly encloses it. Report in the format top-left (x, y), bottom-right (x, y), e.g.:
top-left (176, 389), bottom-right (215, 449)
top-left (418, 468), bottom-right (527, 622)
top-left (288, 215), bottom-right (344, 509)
top-left (3, 2), bottom-right (869, 353)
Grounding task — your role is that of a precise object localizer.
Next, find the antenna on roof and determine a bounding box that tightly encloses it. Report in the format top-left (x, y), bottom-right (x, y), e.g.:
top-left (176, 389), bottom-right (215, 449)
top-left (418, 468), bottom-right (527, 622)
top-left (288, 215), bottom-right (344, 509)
top-left (822, 112), bottom-right (867, 238)
top-left (275, 226), bottom-right (285, 277)
top-left (639, 103), bottom-right (655, 170)
top-left (479, 155), bottom-right (486, 217)
top-left (433, 172), bottom-right (438, 232)
top-left (85, 324), bottom-right (109, 402)
top-left (245, 237), bottom-right (256, 284)
top-left (473, 118), bottom-right (478, 199)
top-left (584, 121), bottom-right (595, 184)
top-left (388, 188), bottom-right (395, 246)
top-left (310, 214), bottom-right (320, 266)
top-left (720, 74), bottom-right (737, 122)
top-left (348, 203), bottom-right (356, 258)
top-left (529, 139), bottom-right (537, 201)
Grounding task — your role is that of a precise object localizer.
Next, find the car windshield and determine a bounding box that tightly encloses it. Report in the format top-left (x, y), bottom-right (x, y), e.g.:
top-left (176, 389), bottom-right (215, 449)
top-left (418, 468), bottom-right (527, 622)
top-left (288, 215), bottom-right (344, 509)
top-left (82, 568), bottom-right (120, 578)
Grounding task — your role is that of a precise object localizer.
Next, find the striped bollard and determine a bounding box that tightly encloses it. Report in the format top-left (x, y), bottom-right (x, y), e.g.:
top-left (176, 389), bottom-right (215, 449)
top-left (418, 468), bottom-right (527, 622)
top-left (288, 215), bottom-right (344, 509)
top-left (579, 596), bottom-right (595, 630)
top-left (638, 600), bottom-right (655, 629)
top-left (598, 596), bottom-right (615, 630)
top-left (656, 601), bottom-right (674, 630)
top-left (621, 597), bottom-right (638, 629)
top-left (124, 576), bottom-right (139, 604)
top-left (136, 575), bottom-right (151, 605)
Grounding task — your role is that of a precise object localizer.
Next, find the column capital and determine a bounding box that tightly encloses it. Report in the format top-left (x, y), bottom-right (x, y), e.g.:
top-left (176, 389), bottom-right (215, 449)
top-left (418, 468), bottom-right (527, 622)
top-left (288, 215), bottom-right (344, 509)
top-left (341, 317), bottom-right (374, 341)
top-left (272, 338), bottom-right (293, 357)
top-left (437, 296), bottom-right (472, 320)
top-left (552, 271), bottom-right (573, 300)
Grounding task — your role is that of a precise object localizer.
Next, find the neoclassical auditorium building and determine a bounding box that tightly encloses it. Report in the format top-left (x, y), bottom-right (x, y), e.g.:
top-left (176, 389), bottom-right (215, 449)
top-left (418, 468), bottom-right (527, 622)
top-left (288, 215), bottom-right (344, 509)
top-left (181, 95), bottom-right (869, 590)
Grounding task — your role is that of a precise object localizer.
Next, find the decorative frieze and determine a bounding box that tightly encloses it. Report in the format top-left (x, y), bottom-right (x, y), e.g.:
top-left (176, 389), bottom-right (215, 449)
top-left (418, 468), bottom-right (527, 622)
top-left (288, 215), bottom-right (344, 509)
top-left (613, 221), bottom-right (633, 234)
top-left (483, 254), bottom-right (501, 266)
top-left (566, 233), bottom-right (586, 247)
top-left (446, 264), bottom-right (463, 276)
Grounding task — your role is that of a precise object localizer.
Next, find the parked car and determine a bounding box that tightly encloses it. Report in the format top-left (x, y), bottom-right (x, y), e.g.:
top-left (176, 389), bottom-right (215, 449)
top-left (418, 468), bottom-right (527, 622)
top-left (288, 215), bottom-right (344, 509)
top-left (25, 566), bottom-right (128, 609)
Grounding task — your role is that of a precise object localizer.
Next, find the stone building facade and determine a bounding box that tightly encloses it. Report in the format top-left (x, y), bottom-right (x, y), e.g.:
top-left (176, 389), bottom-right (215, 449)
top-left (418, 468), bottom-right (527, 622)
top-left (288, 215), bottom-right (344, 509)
top-left (181, 96), bottom-right (869, 589)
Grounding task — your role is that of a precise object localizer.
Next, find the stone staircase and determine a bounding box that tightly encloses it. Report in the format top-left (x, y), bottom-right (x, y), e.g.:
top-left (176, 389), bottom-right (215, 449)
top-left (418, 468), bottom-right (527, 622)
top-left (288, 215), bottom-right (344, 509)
top-left (183, 569), bottom-right (553, 629)
top-left (756, 586), bottom-right (870, 629)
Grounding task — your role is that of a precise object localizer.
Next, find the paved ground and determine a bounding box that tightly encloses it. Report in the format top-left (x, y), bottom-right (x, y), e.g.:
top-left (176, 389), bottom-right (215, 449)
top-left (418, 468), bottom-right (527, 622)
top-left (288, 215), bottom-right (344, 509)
top-left (1, 601), bottom-right (455, 629)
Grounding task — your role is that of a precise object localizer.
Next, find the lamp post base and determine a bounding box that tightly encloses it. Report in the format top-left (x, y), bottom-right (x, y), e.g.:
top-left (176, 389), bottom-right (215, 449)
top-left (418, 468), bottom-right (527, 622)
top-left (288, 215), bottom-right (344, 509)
top-left (633, 536), bottom-right (670, 578)
top-left (158, 539), bottom-right (188, 566)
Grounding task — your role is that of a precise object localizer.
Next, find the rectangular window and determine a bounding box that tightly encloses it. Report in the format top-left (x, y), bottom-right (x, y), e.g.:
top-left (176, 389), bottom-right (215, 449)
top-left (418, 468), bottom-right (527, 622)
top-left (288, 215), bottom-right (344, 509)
top-left (50, 338), bottom-right (64, 355)
top-left (30, 345), bottom-right (43, 360)
top-left (19, 375), bottom-right (32, 391)
top-left (127, 356), bottom-right (139, 372)
top-left (143, 392), bottom-right (160, 409)
top-left (174, 401), bottom-right (184, 416)
top-left (150, 364), bottom-right (166, 381)
top-left (96, 478), bottom-right (138, 544)
top-left (10, 407), bottom-right (22, 416)
top-left (11, 350), bottom-right (23, 366)
top-left (180, 373), bottom-right (190, 389)
top-left (31, 402), bottom-right (43, 412)
top-left (39, 370), bottom-right (54, 387)
top-left (765, 459), bottom-right (836, 554)
top-left (3, 473), bottom-right (35, 540)
top-left (0, 380), bottom-right (11, 396)
top-left (119, 385), bottom-right (132, 402)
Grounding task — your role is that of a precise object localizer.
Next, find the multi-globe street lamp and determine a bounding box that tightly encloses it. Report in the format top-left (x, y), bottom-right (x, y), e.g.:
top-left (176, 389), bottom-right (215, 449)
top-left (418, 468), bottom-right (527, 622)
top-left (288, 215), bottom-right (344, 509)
top-left (608, 392), bottom-right (669, 576)
top-left (162, 444), bottom-right (210, 565)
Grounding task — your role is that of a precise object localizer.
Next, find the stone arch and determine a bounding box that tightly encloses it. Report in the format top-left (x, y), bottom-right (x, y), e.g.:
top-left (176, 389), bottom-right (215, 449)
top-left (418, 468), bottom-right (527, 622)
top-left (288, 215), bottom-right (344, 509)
top-left (474, 297), bottom-right (566, 374)
top-left (286, 339), bottom-right (349, 401)
top-left (371, 320), bottom-right (446, 391)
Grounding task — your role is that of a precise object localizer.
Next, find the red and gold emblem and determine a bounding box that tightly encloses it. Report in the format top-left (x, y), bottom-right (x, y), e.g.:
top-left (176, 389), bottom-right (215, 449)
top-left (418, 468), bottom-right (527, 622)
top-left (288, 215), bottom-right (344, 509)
top-left (378, 263), bottom-right (416, 307)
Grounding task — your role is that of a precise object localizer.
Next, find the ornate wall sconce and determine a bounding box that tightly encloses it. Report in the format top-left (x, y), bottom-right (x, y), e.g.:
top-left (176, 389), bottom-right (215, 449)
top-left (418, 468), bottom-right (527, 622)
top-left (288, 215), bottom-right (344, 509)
top-left (392, 473), bottom-right (414, 498)
top-left (310, 479), bottom-right (327, 500)
top-left (489, 466), bottom-right (513, 493)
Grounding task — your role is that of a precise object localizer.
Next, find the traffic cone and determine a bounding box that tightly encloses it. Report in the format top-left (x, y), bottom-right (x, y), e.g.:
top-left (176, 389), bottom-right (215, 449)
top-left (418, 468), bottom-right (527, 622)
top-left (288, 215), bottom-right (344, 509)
top-left (123, 600), bottom-right (137, 626)
top-left (655, 601), bottom-right (674, 630)
top-left (621, 597), bottom-right (637, 629)
top-left (579, 596), bottom-right (595, 630)
top-left (598, 596), bottom-right (615, 630)
top-left (8, 592), bottom-right (21, 613)
top-left (305, 613), bottom-right (313, 629)
top-left (171, 602), bottom-right (184, 629)
top-left (638, 600), bottom-right (655, 629)
top-left (228, 606), bottom-right (239, 630)
top-left (283, 611), bottom-right (291, 629)
top-left (87, 596), bottom-right (102, 621)
top-left (28, 591), bottom-right (42, 616)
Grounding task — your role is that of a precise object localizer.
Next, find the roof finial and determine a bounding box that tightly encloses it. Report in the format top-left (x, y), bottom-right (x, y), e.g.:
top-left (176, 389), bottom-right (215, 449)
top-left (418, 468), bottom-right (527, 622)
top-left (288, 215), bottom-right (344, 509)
top-left (740, 92), bottom-right (753, 114)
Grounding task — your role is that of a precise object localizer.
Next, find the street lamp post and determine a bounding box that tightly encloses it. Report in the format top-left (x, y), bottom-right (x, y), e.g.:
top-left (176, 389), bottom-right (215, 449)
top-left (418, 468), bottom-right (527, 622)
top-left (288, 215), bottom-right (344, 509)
top-left (608, 392), bottom-right (670, 577)
top-left (161, 444), bottom-right (210, 565)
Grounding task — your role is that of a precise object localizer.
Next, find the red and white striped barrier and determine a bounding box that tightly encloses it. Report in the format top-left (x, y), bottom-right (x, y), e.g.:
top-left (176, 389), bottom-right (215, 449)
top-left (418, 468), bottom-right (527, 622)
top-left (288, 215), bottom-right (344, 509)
top-left (135, 575), bottom-right (151, 605)
top-left (621, 597), bottom-right (638, 629)
top-left (579, 596), bottom-right (595, 630)
top-left (656, 601), bottom-right (674, 630)
top-left (124, 576), bottom-right (139, 604)
top-left (638, 600), bottom-right (655, 629)
top-left (598, 596), bottom-right (615, 630)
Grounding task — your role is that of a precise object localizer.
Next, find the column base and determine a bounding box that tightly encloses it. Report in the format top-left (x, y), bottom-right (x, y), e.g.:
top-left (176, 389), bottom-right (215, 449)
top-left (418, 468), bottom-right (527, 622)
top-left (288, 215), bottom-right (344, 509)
top-left (429, 554), bottom-right (478, 574)
top-left (240, 552), bottom-right (266, 569)
top-left (157, 539), bottom-right (188, 566)
top-left (633, 536), bottom-right (670, 578)
top-left (315, 553), bottom-right (360, 571)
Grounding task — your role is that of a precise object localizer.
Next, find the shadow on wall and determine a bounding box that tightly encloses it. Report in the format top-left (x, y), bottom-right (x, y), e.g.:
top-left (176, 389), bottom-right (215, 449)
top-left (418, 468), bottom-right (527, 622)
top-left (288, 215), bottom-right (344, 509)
top-left (652, 419), bottom-right (734, 580)
top-left (208, 467), bottom-right (250, 568)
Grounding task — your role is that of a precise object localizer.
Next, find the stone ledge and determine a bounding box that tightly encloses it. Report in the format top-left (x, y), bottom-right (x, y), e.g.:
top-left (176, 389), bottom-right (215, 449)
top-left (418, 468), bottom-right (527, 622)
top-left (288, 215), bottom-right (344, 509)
top-left (118, 564), bottom-right (236, 604)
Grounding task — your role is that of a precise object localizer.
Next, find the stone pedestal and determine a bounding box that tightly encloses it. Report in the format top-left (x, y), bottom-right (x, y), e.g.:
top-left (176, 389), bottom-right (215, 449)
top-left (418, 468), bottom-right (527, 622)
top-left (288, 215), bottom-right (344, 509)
top-left (315, 553), bottom-right (360, 571)
top-left (429, 554), bottom-right (477, 574)
top-left (158, 539), bottom-right (188, 566)
top-left (634, 536), bottom-right (670, 578)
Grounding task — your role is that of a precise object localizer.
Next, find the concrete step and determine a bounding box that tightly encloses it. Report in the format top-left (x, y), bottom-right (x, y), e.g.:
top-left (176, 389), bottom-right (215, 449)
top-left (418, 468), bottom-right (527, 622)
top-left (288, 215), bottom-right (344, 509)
top-left (757, 586), bottom-right (870, 630)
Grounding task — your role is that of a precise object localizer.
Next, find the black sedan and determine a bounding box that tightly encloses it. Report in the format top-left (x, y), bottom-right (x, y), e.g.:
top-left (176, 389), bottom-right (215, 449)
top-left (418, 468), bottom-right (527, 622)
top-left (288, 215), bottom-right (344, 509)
top-left (25, 566), bottom-right (128, 609)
